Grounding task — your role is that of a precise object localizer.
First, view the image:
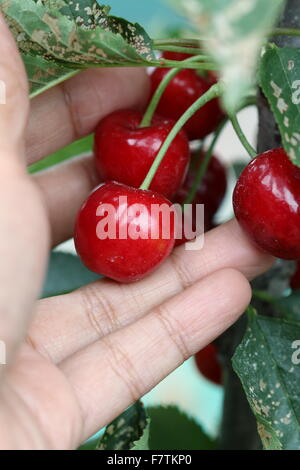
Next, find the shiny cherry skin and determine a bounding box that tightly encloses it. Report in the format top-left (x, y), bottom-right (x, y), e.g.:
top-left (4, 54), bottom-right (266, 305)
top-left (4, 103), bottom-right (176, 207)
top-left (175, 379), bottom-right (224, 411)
top-left (290, 262), bottom-right (300, 289)
top-left (149, 63), bottom-right (223, 141)
top-left (195, 343), bottom-right (222, 386)
top-left (75, 182), bottom-right (175, 283)
top-left (233, 148), bottom-right (300, 259)
top-left (174, 153), bottom-right (227, 245)
top-left (94, 110), bottom-right (190, 200)
top-left (162, 51), bottom-right (193, 61)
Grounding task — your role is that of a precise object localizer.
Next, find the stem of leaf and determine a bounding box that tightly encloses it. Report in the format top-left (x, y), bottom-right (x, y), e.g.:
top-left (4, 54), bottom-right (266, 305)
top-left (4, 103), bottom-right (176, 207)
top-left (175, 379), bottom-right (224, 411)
top-left (62, 59), bottom-right (219, 71)
top-left (158, 59), bottom-right (219, 70)
top-left (154, 45), bottom-right (204, 56)
top-left (230, 113), bottom-right (257, 159)
top-left (184, 120), bottom-right (227, 205)
top-left (154, 38), bottom-right (203, 47)
top-left (140, 82), bottom-right (224, 191)
top-left (140, 54), bottom-right (208, 128)
top-left (272, 27), bottom-right (300, 37)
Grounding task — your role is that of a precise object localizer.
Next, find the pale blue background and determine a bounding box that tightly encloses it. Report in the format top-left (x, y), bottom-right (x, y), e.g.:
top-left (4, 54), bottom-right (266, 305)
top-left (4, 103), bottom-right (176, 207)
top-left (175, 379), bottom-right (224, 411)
top-left (107, 0), bottom-right (187, 36)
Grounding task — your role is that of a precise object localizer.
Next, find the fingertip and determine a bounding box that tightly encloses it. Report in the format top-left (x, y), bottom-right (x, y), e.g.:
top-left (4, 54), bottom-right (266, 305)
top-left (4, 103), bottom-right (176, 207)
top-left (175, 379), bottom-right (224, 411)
top-left (211, 219), bottom-right (275, 280)
top-left (216, 268), bottom-right (252, 318)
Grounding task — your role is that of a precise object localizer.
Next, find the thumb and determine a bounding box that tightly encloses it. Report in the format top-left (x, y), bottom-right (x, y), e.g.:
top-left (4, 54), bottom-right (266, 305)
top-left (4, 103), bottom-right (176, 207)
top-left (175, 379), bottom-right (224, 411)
top-left (0, 13), bottom-right (29, 157)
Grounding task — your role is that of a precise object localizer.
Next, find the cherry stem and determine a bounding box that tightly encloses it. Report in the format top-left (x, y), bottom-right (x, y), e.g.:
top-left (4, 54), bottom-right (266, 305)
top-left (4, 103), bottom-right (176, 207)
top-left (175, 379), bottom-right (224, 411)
top-left (230, 113), bottom-right (257, 159)
top-left (252, 289), bottom-right (276, 304)
top-left (184, 120), bottom-right (227, 205)
top-left (140, 54), bottom-right (208, 128)
top-left (183, 97), bottom-right (255, 205)
top-left (140, 82), bottom-right (224, 191)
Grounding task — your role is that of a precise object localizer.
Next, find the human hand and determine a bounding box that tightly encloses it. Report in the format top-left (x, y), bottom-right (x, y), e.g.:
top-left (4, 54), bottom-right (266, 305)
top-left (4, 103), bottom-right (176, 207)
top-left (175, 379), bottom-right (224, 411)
top-left (0, 15), bottom-right (273, 449)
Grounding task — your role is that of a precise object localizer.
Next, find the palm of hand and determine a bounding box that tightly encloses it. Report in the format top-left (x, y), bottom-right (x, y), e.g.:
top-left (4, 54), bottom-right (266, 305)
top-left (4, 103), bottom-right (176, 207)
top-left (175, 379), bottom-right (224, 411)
top-left (0, 15), bottom-right (273, 449)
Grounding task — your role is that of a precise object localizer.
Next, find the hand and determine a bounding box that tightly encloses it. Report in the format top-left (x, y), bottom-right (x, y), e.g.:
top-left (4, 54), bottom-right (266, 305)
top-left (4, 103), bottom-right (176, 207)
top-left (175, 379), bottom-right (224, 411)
top-left (0, 16), bottom-right (273, 449)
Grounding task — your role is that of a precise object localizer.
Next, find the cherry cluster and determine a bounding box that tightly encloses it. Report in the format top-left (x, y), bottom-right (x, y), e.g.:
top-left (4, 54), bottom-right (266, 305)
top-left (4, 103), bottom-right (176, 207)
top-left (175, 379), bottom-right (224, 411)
top-left (75, 51), bottom-right (226, 283)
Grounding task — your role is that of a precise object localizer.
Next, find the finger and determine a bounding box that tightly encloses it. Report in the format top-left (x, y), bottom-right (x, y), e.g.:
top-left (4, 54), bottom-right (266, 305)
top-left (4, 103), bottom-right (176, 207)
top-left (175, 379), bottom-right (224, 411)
top-left (0, 14), bottom-right (50, 360)
top-left (60, 268), bottom-right (251, 441)
top-left (29, 219), bottom-right (273, 364)
top-left (32, 154), bottom-right (99, 247)
top-left (26, 67), bottom-right (149, 164)
top-left (0, 14), bottom-right (29, 157)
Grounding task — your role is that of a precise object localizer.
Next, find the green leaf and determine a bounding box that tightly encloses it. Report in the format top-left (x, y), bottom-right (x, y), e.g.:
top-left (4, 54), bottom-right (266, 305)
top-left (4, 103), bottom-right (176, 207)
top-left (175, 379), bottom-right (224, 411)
top-left (260, 46), bottom-right (300, 165)
top-left (29, 135), bottom-right (93, 173)
top-left (172, 0), bottom-right (285, 112)
top-left (42, 251), bottom-right (100, 298)
top-left (97, 401), bottom-right (149, 451)
top-left (0, 0), bottom-right (155, 96)
top-left (147, 405), bottom-right (216, 450)
top-left (23, 53), bottom-right (79, 98)
top-left (78, 435), bottom-right (100, 450)
top-left (233, 307), bottom-right (300, 450)
top-left (131, 422), bottom-right (150, 451)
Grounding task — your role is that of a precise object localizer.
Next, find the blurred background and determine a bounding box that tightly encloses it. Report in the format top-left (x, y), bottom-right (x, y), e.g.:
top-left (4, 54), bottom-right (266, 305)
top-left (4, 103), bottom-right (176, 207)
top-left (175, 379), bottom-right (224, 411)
top-left (40, 0), bottom-right (259, 442)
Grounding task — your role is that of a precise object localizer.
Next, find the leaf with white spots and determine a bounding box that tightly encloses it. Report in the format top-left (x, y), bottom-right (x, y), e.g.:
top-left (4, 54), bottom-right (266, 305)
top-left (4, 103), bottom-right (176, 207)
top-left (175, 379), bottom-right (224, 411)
top-left (97, 401), bottom-right (150, 450)
top-left (260, 45), bottom-right (300, 166)
top-left (23, 54), bottom-right (79, 98)
top-left (171, 0), bottom-right (285, 112)
top-left (233, 308), bottom-right (300, 450)
top-left (0, 0), bottom-right (155, 96)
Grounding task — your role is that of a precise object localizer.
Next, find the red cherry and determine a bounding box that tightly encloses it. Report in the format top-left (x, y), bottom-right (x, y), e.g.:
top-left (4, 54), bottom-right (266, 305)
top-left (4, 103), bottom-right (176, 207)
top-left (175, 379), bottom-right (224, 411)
top-left (161, 52), bottom-right (218, 85)
top-left (290, 262), bottom-right (300, 290)
top-left (173, 153), bottom-right (227, 246)
top-left (233, 148), bottom-right (300, 259)
top-left (195, 343), bottom-right (222, 386)
top-left (94, 110), bottom-right (190, 200)
top-left (75, 182), bottom-right (175, 283)
top-left (162, 50), bottom-right (193, 61)
top-left (149, 67), bottom-right (223, 141)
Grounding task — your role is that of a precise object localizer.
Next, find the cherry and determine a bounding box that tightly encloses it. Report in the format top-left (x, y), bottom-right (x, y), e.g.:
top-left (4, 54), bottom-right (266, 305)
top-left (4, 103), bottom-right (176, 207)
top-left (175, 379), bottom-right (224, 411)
top-left (290, 262), bottom-right (300, 290)
top-left (233, 148), bottom-right (300, 260)
top-left (74, 182), bottom-right (175, 283)
top-left (94, 110), bottom-right (190, 200)
top-left (149, 62), bottom-right (223, 141)
top-left (162, 51), bottom-right (193, 61)
top-left (195, 343), bottom-right (222, 386)
top-left (173, 152), bottom-right (227, 245)
top-left (162, 51), bottom-right (218, 81)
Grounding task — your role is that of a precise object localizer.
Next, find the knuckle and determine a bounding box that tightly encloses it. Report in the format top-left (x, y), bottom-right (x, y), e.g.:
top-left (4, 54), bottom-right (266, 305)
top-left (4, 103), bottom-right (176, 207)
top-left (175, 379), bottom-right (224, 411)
top-left (169, 251), bottom-right (194, 289)
top-left (155, 304), bottom-right (190, 362)
top-left (61, 80), bottom-right (81, 141)
top-left (102, 336), bottom-right (144, 402)
top-left (80, 283), bottom-right (121, 338)
top-left (77, 156), bottom-right (99, 192)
